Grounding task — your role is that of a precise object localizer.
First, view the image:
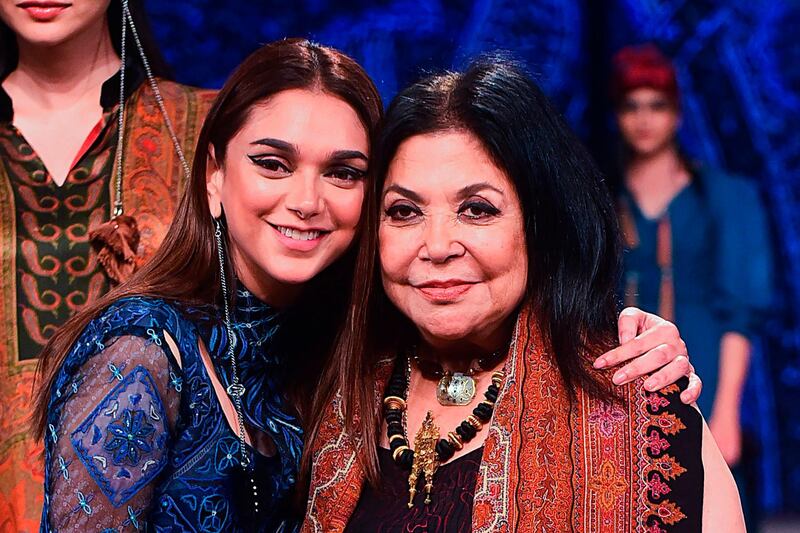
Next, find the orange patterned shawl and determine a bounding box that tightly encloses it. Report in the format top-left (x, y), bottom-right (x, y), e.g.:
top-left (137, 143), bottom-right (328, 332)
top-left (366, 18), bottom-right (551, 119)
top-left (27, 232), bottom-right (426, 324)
top-left (0, 80), bottom-right (215, 532)
top-left (302, 304), bottom-right (701, 532)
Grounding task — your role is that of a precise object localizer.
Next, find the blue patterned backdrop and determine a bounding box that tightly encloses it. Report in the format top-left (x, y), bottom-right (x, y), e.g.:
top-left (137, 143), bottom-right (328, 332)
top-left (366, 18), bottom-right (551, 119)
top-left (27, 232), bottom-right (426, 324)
top-left (144, 0), bottom-right (800, 517)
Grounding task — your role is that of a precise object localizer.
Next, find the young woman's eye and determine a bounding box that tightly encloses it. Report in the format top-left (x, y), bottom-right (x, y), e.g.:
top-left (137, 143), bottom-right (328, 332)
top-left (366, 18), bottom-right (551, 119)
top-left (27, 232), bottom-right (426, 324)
top-left (459, 201), bottom-right (500, 220)
top-left (327, 167), bottom-right (366, 182)
top-left (248, 155), bottom-right (291, 173)
top-left (385, 203), bottom-right (421, 221)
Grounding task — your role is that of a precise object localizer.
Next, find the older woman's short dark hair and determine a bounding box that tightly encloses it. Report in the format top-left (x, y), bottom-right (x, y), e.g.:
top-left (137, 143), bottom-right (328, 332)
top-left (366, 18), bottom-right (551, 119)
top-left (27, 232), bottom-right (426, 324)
top-left (372, 55), bottom-right (622, 397)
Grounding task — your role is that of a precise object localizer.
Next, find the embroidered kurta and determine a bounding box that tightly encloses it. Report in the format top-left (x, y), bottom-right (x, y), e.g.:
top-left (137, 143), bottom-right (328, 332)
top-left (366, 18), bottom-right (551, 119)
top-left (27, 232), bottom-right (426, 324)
top-left (41, 290), bottom-right (304, 532)
top-left (0, 71), bottom-right (215, 530)
top-left (303, 305), bottom-right (704, 532)
top-left (618, 167), bottom-right (773, 415)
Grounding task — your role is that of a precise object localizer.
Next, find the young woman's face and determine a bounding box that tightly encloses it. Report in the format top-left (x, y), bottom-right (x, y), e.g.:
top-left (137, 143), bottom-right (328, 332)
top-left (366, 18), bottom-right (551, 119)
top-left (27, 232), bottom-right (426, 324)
top-left (207, 89), bottom-right (369, 304)
top-left (616, 87), bottom-right (680, 157)
top-left (0, 0), bottom-right (111, 47)
top-left (378, 130), bottom-right (528, 348)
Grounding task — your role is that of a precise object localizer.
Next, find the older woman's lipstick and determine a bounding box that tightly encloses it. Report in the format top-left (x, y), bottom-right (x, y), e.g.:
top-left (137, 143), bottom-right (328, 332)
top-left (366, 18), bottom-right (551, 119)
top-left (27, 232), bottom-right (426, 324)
top-left (414, 280), bottom-right (477, 302)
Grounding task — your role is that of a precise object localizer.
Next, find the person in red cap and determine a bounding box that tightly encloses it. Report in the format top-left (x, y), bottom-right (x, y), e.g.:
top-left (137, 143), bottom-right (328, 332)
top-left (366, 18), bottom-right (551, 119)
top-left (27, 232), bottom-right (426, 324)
top-left (611, 43), bottom-right (774, 528)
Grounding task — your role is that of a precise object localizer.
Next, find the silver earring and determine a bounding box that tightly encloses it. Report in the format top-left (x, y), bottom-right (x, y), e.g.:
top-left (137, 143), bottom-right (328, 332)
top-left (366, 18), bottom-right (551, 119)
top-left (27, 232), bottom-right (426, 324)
top-left (214, 217), bottom-right (250, 469)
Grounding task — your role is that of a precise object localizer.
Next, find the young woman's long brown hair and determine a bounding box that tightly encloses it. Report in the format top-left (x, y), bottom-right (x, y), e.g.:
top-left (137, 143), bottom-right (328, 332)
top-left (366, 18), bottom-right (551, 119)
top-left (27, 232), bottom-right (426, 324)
top-left (32, 39), bottom-right (383, 449)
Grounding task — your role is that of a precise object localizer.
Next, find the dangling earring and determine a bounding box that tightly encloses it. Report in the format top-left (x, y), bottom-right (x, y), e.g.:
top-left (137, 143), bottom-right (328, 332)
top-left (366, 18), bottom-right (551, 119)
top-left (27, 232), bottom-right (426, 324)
top-left (88, 0), bottom-right (138, 283)
top-left (214, 216), bottom-right (250, 469)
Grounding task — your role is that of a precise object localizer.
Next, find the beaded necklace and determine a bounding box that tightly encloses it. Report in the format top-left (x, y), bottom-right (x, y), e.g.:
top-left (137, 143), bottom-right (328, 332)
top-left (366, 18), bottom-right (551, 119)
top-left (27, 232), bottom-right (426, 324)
top-left (382, 351), bottom-right (505, 508)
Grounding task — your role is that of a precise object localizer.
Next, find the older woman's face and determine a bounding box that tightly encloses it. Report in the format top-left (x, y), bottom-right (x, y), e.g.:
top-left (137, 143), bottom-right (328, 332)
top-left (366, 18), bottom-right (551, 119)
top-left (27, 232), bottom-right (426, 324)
top-left (379, 131), bottom-right (528, 347)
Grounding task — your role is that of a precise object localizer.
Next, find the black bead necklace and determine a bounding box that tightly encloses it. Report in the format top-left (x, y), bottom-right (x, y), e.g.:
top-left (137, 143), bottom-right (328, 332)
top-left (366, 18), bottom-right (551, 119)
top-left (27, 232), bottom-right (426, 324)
top-left (383, 351), bottom-right (504, 505)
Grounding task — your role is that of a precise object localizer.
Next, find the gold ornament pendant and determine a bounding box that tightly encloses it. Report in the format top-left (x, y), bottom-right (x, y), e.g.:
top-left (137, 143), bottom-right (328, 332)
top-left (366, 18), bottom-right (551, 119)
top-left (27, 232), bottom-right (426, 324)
top-left (436, 372), bottom-right (477, 406)
top-left (407, 411), bottom-right (440, 508)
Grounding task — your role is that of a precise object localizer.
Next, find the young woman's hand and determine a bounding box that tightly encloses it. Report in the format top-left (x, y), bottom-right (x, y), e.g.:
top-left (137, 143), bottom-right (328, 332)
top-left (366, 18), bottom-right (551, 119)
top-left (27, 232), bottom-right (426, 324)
top-left (594, 307), bottom-right (701, 404)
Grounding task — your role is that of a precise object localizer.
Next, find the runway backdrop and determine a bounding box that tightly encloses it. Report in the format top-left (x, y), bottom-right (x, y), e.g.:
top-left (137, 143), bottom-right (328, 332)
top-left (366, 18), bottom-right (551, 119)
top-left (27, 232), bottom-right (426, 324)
top-left (146, 0), bottom-right (800, 516)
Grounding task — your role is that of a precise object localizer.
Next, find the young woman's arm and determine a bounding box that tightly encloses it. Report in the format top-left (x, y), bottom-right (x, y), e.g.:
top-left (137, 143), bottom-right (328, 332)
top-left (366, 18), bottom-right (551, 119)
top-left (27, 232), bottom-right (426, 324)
top-left (595, 308), bottom-right (702, 403)
top-left (44, 332), bottom-right (181, 531)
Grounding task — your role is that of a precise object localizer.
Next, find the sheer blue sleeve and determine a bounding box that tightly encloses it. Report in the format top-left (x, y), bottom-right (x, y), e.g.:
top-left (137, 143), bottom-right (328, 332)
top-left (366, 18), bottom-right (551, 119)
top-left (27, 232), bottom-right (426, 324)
top-left (44, 333), bottom-right (181, 531)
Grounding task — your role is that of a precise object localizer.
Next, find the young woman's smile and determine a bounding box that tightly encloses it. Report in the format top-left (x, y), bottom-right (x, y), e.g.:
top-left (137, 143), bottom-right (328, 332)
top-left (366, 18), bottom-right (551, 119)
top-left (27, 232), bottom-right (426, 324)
top-left (207, 88), bottom-right (369, 303)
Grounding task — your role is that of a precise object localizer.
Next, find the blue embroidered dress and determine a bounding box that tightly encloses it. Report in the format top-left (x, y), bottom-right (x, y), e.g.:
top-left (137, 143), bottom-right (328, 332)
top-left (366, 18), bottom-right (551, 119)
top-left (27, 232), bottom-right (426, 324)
top-left (41, 289), bottom-right (303, 532)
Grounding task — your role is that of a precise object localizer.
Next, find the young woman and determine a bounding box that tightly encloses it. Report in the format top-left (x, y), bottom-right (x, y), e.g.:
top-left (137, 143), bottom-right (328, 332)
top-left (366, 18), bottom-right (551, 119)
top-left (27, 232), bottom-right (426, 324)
top-left (0, 0), bottom-right (213, 527)
top-left (31, 39), bottom-right (381, 531)
top-left (35, 40), bottom-right (698, 531)
top-left (304, 57), bottom-right (742, 532)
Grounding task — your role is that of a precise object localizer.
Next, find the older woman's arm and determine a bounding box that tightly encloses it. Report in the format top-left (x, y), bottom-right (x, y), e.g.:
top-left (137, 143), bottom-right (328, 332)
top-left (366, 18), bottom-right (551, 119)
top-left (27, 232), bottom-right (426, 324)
top-left (701, 416), bottom-right (746, 531)
top-left (594, 307), bottom-right (702, 404)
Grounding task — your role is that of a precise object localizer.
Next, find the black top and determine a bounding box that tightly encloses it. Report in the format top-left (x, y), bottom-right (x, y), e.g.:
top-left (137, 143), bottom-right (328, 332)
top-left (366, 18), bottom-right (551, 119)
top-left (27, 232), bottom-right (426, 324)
top-left (345, 446), bottom-right (483, 533)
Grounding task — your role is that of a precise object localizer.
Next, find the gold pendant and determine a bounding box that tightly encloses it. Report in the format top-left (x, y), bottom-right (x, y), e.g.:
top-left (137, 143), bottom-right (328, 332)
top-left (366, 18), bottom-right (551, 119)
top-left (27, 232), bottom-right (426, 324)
top-left (407, 411), bottom-right (440, 508)
top-left (436, 372), bottom-right (477, 406)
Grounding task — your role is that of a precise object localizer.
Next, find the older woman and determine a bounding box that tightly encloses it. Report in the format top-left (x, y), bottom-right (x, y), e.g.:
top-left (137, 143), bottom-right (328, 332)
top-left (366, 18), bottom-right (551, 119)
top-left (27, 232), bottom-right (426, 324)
top-left (303, 57), bottom-right (742, 532)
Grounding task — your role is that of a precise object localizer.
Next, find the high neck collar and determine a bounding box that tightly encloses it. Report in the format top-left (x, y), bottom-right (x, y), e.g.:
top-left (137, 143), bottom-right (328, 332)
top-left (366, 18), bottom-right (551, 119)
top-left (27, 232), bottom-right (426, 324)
top-left (231, 286), bottom-right (281, 336)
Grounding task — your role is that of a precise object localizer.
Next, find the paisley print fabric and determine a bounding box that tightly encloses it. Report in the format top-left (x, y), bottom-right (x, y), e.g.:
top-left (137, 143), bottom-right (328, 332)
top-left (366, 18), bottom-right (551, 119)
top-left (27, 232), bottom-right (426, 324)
top-left (303, 304), bottom-right (704, 532)
top-left (1, 116), bottom-right (115, 363)
top-left (42, 290), bottom-right (303, 532)
top-left (0, 71), bottom-right (215, 531)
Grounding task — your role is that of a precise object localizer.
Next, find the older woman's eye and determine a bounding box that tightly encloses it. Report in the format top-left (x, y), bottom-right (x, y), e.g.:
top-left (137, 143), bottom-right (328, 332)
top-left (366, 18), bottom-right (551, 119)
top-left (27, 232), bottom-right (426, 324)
top-left (385, 203), bottom-right (421, 221)
top-left (459, 201), bottom-right (500, 220)
top-left (248, 155), bottom-right (291, 174)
